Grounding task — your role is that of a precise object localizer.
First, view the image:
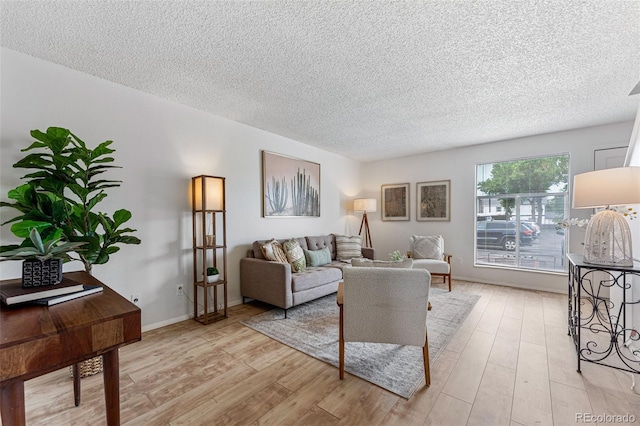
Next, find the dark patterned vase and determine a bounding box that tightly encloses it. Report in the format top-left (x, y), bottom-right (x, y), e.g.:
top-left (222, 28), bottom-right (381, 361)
top-left (21, 258), bottom-right (63, 288)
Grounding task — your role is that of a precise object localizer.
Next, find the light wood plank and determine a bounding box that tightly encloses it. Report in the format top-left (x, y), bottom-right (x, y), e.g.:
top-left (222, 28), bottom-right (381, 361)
top-left (423, 393), bottom-right (472, 426)
top-left (550, 381), bottom-right (593, 426)
top-left (488, 315), bottom-right (522, 370)
top-left (545, 324), bottom-right (586, 391)
top-left (511, 341), bottom-right (553, 426)
top-left (441, 329), bottom-right (496, 403)
top-left (467, 362), bottom-right (516, 426)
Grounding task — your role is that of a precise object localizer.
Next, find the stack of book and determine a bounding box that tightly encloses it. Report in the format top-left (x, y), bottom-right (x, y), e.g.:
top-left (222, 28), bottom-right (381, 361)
top-left (0, 278), bottom-right (103, 306)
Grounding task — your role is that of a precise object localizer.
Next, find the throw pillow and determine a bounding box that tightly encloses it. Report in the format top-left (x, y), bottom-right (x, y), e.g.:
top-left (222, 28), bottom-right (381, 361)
top-left (351, 258), bottom-right (414, 268)
top-left (335, 235), bottom-right (363, 261)
top-left (260, 238), bottom-right (288, 263)
top-left (283, 239), bottom-right (306, 272)
top-left (304, 247), bottom-right (332, 267)
top-left (410, 235), bottom-right (444, 260)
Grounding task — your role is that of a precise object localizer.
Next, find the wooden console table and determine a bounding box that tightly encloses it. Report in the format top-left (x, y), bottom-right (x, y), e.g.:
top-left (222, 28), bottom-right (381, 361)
top-left (0, 271), bottom-right (141, 425)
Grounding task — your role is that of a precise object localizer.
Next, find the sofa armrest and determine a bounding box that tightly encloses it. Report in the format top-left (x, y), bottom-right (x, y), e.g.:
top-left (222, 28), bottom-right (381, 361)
top-left (361, 247), bottom-right (376, 260)
top-left (443, 253), bottom-right (452, 264)
top-left (240, 258), bottom-right (293, 309)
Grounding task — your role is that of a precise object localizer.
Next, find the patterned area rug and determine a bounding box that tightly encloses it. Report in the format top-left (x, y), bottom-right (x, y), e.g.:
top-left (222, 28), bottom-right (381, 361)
top-left (240, 287), bottom-right (480, 399)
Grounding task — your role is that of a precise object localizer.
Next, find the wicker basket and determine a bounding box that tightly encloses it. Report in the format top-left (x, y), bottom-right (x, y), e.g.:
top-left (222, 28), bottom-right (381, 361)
top-left (69, 356), bottom-right (103, 378)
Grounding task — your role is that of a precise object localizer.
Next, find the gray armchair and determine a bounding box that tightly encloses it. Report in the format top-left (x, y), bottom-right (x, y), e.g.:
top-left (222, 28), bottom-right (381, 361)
top-left (338, 267), bottom-right (432, 386)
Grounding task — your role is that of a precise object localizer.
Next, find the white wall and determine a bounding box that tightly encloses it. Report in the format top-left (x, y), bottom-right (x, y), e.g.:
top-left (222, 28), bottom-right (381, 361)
top-left (361, 121), bottom-right (635, 293)
top-left (0, 48), bottom-right (362, 330)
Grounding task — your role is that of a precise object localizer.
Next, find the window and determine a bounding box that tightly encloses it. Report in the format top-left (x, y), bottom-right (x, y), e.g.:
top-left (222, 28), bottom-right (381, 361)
top-left (475, 154), bottom-right (569, 272)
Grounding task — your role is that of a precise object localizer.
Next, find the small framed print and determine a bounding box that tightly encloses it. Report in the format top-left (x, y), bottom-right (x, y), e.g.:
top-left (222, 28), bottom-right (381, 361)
top-left (381, 183), bottom-right (410, 221)
top-left (417, 180), bottom-right (450, 221)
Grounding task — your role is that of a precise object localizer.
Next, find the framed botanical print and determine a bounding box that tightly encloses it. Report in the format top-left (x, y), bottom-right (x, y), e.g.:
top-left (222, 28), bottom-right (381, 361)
top-left (417, 180), bottom-right (450, 221)
top-left (381, 183), bottom-right (410, 221)
top-left (262, 151), bottom-right (320, 217)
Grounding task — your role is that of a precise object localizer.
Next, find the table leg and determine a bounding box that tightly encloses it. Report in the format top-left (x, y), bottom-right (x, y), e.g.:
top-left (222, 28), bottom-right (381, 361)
top-left (73, 363), bottom-right (81, 406)
top-left (0, 380), bottom-right (26, 426)
top-left (102, 350), bottom-right (120, 426)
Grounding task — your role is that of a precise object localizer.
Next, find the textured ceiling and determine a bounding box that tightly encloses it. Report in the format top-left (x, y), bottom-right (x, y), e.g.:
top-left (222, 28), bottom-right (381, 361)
top-left (1, 1), bottom-right (639, 162)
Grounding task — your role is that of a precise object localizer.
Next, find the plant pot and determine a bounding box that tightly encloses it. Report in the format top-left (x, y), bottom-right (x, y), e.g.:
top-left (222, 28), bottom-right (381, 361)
top-left (206, 274), bottom-right (220, 283)
top-left (22, 258), bottom-right (63, 288)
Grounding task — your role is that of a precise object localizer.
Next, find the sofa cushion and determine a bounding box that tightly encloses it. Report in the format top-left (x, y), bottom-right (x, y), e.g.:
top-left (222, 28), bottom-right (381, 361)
top-left (291, 266), bottom-right (342, 292)
top-left (410, 235), bottom-right (444, 260)
top-left (306, 235), bottom-right (336, 260)
top-left (412, 258), bottom-right (450, 274)
top-left (335, 235), bottom-right (363, 261)
top-left (351, 258), bottom-right (414, 268)
top-left (283, 239), bottom-right (306, 272)
top-left (304, 247), bottom-right (332, 267)
top-left (260, 239), bottom-right (288, 263)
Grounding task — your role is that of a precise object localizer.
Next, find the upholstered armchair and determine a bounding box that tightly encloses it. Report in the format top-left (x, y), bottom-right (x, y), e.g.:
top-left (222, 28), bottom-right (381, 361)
top-left (338, 267), bottom-right (432, 386)
top-left (408, 235), bottom-right (452, 291)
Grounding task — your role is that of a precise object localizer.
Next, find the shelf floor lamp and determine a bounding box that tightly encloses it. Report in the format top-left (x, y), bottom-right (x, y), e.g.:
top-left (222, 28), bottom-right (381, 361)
top-left (572, 166), bottom-right (640, 266)
top-left (354, 198), bottom-right (376, 248)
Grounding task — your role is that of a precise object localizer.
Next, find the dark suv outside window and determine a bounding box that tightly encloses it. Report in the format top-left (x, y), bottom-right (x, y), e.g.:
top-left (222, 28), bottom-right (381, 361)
top-left (477, 220), bottom-right (534, 251)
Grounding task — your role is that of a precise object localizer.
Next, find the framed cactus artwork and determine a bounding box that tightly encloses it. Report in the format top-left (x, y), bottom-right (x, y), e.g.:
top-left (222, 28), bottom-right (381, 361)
top-left (262, 151), bottom-right (321, 217)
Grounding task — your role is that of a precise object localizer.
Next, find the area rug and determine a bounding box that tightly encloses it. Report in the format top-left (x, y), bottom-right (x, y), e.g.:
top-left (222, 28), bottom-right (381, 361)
top-left (240, 287), bottom-right (480, 399)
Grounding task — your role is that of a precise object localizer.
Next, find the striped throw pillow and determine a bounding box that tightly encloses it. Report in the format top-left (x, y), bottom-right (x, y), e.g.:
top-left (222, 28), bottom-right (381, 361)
top-left (335, 235), bottom-right (363, 261)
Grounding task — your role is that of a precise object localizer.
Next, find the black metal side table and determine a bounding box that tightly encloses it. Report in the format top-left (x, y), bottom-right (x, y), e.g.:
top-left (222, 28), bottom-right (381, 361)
top-left (567, 253), bottom-right (640, 374)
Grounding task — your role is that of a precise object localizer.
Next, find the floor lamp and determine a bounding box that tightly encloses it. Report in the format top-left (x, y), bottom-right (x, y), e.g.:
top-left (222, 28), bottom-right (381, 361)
top-left (354, 198), bottom-right (376, 248)
top-left (572, 166), bottom-right (640, 266)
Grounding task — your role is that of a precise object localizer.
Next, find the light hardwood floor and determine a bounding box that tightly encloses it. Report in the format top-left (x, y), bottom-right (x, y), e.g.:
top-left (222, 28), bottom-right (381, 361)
top-left (10, 280), bottom-right (640, 426)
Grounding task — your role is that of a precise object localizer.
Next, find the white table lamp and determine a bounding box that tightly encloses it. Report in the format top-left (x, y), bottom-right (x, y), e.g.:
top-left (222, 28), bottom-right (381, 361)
top-left (572, 167), bottom-right (640, 266)
top-left (354, 198), bottom-right (377, 248)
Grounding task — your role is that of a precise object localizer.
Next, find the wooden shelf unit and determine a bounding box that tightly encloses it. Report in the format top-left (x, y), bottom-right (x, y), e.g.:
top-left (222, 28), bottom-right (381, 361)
top-left (191, 175), bottom-right (227, 325)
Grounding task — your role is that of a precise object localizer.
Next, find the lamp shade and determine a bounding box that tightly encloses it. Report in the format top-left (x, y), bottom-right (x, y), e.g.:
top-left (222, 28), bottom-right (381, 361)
top-left (192, 175), bottom-right (225, 211)
top-left (353, 198), bottom-right (377, 212)
top-left (573, 167), bottom-right (640, 209)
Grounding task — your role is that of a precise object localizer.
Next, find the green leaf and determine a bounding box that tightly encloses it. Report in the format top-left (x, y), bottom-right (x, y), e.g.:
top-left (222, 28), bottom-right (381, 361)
top-left (10, 221), bottom-right (51, 238)
top-left (113, 209), bottom-right (132, 228)
top-left (29, 228), bottom-right (45, 253)
top-left (91, 141), bottom-right (116, 159)
top-left (116, 236), bottom-right (141, 245)
top-left (7, 184), bottom-right (35, 203)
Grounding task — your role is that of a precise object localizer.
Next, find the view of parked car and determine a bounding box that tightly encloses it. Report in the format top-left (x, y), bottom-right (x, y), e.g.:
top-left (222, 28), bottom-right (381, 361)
top-left (477, 220), bottom-right (534, 251)
top-left (522, 221), bottom-right (541, 238)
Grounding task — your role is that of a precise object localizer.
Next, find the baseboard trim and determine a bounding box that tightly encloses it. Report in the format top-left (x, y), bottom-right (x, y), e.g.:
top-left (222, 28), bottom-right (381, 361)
top-left (142, 298), bottom-right (243, 332)
top-left (452, 275), bottom-right (566, 295)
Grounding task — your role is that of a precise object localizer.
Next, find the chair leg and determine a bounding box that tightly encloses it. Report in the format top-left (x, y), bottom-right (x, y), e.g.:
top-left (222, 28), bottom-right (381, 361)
top-left (448, 273), bottom-right (452, 292)
top-left (339, 304), bottom-right (345, 380)
top-left (423, 329), bottom-right (431, 387)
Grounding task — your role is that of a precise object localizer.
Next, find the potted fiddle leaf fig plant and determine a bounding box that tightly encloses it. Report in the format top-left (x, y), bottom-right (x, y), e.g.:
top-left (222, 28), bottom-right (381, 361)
top-left (0, 126), bottom-right (141, 377)
top-left (0, 228), bottom-right (86, 287)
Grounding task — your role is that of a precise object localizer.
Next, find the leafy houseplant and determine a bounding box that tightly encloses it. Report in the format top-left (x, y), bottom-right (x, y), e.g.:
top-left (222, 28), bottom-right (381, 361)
top-left (206, 266), bottom-right (220, 283)
top-left (0, 228), bottom-right (86, 287)
top-left (0, 127), bottom-right (141, 274)
top-left (389, 250), bottom-right (405, 261)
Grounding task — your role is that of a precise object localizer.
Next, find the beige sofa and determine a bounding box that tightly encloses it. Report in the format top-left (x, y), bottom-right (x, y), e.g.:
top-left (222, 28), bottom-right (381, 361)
top-left (240, 234), bottom-right (375, 317)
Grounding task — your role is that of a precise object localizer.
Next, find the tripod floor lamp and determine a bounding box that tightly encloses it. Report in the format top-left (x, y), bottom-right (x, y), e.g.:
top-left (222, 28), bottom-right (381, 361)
top-left (354, 198), bottom-right (376, 248)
